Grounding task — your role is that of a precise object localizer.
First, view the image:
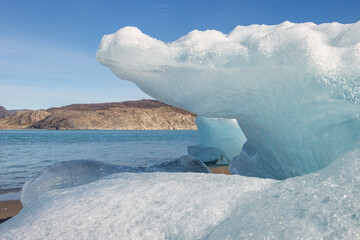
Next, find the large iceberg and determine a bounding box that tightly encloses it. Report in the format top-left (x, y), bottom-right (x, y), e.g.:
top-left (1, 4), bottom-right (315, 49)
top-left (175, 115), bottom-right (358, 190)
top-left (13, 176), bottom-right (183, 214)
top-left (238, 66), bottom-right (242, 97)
top-left (96, 21), bottom-right (360, 179)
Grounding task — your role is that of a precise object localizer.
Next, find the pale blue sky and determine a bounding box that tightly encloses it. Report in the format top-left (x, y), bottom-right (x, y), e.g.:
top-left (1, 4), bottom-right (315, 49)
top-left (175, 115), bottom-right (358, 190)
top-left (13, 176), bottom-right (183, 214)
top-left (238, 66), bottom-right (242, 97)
top-left (1, 0), bottom-right (359, 109)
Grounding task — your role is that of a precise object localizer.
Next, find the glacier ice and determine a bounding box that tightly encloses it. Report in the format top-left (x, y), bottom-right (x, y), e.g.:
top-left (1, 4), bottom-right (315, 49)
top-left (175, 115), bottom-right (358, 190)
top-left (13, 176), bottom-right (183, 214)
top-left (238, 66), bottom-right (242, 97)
top-left (97, 21), bottom-right (360, 178)
top-left (20, 157), bottom-right (210, 206)
top-left (188, 116), bottom-right (246, 164)
top-left (2, 149), bottom-right (360, 239)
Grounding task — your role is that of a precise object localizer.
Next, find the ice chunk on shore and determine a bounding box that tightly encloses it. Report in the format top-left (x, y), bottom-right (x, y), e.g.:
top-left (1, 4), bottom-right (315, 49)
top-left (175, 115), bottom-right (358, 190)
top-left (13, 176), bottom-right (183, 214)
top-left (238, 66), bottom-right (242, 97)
top-left (0, 172), bottom-right (274, 239)
top-left (21, 157), bottom-right (209, 206)
top-left (97, 21), bottom-right (360, 178)
top-left (2, 149), bottom-right (360, 239)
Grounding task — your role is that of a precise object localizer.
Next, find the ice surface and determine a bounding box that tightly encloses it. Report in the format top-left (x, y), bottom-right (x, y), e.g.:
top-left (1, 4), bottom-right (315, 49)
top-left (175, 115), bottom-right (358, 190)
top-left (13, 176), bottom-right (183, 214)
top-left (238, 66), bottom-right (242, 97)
top-left (209, 150), bottom-right (360, 239)
top-left (2, 149), bottom-right (360, 239)
top-left (21, 157), bottom-right (209, 206)
top-left (20, 160), bottom-right (120, 206)
top-left (189, 117), bottom-right (246, 164)
top-left (97, 21), bottom-right (360, 178)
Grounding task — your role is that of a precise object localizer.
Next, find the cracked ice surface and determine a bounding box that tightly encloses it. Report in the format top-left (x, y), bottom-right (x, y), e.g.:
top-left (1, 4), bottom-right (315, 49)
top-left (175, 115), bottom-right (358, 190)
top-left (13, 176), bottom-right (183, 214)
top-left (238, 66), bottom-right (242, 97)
top-left (97, 21), bottom-right (360, 178)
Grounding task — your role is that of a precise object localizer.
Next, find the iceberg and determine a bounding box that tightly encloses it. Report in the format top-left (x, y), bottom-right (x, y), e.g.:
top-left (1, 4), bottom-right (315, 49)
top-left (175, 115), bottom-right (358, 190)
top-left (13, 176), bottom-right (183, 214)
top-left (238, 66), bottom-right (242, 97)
top-left (97, 21), bottom-right (360, 178)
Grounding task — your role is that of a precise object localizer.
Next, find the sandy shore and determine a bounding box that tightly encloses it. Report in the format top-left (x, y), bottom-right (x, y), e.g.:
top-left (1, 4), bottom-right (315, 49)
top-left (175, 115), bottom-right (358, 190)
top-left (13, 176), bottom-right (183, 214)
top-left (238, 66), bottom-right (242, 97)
top-left (209, 166), bottom-right (231, 175)
top-left (0, 166), bottom-right (230, 224)
top-left (0, 200), bottom-right (22, 223)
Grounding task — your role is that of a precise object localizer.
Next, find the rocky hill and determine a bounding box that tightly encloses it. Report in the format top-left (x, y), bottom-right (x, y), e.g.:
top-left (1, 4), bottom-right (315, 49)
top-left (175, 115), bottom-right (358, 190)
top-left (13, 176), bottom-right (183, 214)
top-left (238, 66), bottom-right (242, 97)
top-left (0, 110), bottom-right (49, 129)
top-left (0, 100), bottom-right (196, 130)
top-left (0, 106), bottom-right (9, 118)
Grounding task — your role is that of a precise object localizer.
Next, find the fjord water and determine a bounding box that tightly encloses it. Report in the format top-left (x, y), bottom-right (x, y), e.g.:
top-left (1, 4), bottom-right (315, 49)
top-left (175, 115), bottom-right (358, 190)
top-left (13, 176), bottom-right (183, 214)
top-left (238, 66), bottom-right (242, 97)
top-left (0, 130), bottom-right (196, 191)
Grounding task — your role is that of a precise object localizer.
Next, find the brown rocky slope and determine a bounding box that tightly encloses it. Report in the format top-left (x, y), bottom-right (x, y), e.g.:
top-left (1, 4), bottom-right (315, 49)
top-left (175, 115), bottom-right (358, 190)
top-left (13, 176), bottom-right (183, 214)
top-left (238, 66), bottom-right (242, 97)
top-left (0, 106), bottom-right (9, 118)
top-left (0, 110), bottom-right (50, 129)
top-left (0, 100), bottom-right (196, 130)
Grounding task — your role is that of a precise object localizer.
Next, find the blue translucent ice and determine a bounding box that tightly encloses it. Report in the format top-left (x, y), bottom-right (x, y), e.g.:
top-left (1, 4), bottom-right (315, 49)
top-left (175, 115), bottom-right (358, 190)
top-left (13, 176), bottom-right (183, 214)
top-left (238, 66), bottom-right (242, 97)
top-left (190, 117), bottom-right (246, 164)
top-left (97, 21), bottom-right (360, 178)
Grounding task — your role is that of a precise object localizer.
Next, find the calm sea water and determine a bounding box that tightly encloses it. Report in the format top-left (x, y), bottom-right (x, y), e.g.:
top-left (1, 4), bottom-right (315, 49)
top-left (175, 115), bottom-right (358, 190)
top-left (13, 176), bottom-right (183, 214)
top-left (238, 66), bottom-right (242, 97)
top-left (0, 130), bottom-right (197, 191)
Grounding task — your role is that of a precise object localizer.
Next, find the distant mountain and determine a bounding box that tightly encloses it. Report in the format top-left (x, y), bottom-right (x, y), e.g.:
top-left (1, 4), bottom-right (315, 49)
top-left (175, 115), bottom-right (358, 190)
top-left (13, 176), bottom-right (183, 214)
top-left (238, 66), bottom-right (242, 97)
top-left (46, 100), bottom-right (178, 112)
top-left (0, 100), bottom-right (196, 130)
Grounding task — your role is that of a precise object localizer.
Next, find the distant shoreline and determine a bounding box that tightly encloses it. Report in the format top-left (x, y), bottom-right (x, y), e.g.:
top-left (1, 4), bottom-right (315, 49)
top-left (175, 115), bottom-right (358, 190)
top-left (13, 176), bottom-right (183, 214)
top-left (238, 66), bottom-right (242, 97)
top-left (0, 99), bottom-right (197, 131)
top-left (0, 129), bottom-right (196, 131)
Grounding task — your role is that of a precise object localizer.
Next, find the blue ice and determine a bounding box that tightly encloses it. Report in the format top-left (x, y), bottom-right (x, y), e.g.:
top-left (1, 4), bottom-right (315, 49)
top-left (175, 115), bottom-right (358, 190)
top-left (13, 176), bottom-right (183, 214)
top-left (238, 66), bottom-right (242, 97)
top-left (97, 21), bottom-right (360, 179)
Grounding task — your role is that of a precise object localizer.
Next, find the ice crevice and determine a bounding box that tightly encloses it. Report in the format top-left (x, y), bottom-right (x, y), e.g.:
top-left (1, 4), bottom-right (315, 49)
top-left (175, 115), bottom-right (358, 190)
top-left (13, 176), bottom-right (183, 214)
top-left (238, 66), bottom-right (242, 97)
top-left (97, 21), bottom-right (360, 179)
